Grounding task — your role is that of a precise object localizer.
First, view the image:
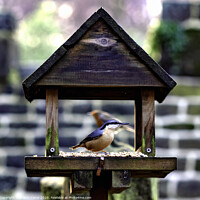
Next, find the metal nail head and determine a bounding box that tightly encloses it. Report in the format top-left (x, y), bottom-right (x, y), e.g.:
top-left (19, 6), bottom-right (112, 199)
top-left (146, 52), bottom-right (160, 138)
top-left (50, 147), bottom-right (55, 153)
top-left (146, 148), bottom-right (151, 153)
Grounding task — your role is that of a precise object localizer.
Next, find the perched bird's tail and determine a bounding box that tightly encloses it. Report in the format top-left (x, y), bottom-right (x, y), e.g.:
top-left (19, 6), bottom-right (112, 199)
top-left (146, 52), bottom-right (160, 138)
top-left (69, 144), bottom-right (81, 150)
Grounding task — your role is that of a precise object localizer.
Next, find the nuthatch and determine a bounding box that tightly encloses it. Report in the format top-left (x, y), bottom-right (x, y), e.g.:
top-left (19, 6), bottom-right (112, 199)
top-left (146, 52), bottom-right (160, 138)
top-left (89, 110), bottom-right (134, 133)
top-left (89, 110), bottom-right (138, 152)
top-left (69, 119), bottom-right (129, 152)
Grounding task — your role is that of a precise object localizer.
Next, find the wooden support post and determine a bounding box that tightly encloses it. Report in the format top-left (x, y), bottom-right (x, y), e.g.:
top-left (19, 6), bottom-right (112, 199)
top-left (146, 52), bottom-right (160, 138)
top-left (134, 88), bottom-right (155, 156)
top-left (134, 97), bottom-right (143, 152)
top-left (45, 89), bottom-right (59, 156)
top-left (70, 171), bottom-right (93, 193)
top-left (109, 170), bottom-right (131, 193)
top-left (90, 171), bottom-right (110, 200)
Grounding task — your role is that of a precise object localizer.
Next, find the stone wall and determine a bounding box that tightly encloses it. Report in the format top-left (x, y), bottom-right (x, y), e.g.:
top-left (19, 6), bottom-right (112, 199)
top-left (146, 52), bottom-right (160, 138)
top-left (160, 1), bottom-right (200, 76)
top-left (0, 71), bottom-right (200, 199)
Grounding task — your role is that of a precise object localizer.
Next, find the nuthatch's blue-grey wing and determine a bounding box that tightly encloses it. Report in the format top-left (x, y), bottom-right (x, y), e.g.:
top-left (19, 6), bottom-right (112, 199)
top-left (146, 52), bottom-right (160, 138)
top-left (80, 128), bottom-right (104, 144)
top-left (69, 126), bottom-right (105, 150)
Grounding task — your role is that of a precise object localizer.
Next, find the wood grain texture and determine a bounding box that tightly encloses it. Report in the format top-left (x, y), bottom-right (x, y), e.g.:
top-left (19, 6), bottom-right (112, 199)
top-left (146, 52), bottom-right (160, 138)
top-left (25, 156), bottom-right (177, 178)
top-left (71, 171), bottom-right (93, 193)
top-left (45, 89), bottom-right (59, 156)
top-left (134, 98), bottom-right (143, 152)
top-left (22, 8), bottom-right (176, 102)
top-left (90, 171), bottom-right (109, 200)
top-left (27, 86), bottom-right (140, 100)
top-left (27, 86), bottom-right (171, 102)
top-left (141, 89), bottom-right (155, 156)
top-left (134, 89), bottom-right (155, 156)
top-left (109, 171), bottom-right (131, 193)
top-left (36, 20), bottom-right (164, 88)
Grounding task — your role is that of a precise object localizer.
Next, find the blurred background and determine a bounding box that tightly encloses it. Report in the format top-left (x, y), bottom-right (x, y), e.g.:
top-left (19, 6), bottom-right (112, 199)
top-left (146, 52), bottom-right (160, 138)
top-left (0, 0), bottom-right (200, 199)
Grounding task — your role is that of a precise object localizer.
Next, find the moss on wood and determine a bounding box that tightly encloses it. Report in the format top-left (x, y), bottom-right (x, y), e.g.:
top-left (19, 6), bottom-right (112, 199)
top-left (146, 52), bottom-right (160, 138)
top-left (45, 124), bottom-right (59, 156)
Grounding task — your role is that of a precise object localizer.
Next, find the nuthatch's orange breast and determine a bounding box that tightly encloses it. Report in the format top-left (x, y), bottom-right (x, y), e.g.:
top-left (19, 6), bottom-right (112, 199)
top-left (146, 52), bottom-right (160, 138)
top-left (85, 129), bottom-right (114, 152)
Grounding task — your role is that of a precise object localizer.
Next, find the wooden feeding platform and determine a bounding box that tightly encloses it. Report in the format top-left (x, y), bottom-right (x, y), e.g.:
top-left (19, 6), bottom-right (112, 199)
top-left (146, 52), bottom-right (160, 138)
top-left (22, 8), bottom-right (177, 199)
top-left (25, 154), bottom-right (176, 178)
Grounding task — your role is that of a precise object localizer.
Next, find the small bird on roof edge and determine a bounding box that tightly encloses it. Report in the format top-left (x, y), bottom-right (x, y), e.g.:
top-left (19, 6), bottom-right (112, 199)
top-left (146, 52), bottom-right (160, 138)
top-left (69, 119), bottom-right (129, 152)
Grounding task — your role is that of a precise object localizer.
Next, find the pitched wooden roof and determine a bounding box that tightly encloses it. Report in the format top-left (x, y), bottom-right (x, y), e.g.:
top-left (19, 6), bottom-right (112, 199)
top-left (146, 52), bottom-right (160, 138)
top-left (22, 8), bottom-right (176, 102)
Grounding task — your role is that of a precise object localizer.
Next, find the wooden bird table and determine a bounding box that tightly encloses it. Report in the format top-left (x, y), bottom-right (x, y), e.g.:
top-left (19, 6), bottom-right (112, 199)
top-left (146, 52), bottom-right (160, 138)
top-left (23, 8), bottom-right (177, 200)
top-left (25, 155), bottom-right (176, 178)
top-left (25, 155), bottom-right (177, 199)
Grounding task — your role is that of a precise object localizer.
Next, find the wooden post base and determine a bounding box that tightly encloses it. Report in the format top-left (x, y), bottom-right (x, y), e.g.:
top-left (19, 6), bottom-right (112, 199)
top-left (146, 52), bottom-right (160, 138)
top-left (90, 171), bottom-right (110, 200)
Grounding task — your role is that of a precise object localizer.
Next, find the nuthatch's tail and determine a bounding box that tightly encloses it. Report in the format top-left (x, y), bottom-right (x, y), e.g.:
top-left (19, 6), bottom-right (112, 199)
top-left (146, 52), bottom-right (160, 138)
top-left (69, 144), bottom-right (81, 150)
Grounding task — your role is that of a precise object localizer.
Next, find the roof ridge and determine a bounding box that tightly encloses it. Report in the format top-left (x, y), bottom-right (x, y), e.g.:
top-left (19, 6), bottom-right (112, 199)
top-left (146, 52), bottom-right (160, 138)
top-left (22, 8), bottom-right (176, 102)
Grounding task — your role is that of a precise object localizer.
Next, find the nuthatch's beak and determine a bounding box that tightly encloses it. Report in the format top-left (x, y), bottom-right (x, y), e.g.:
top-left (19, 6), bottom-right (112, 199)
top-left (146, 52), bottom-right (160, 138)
top-left (120, 122), bottom-right (129, 126)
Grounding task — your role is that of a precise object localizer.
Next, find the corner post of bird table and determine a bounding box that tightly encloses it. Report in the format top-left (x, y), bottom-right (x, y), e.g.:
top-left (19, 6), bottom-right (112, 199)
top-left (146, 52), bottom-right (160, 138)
top-left (45, 88), bottom-right (59, 156)
top-left (134, 88), bottom-right (155, 156)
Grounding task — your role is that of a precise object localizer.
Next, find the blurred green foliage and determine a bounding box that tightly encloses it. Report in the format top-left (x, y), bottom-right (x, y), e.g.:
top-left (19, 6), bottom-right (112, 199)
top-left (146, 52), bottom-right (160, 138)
top-left (171, 85), bottom-right (200, 96)
top-left (163, 123), bottom-right (194, 130)
top-left (17, 1), bottom-right (63, 62)
top-left (147, 20), bottom-right (188, 62)
top-left (188, 105), bottom-right (200, 115)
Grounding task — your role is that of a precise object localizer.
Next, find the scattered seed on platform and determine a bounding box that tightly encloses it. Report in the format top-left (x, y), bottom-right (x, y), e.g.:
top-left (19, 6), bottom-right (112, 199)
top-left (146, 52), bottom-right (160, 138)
top-left (59, 151), bottom-right (147, 157)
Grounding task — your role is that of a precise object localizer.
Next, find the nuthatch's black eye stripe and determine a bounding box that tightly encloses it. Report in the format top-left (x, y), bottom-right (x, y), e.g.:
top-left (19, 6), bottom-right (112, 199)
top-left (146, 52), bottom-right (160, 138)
top-left (100, 119), bottom-right (128, 129)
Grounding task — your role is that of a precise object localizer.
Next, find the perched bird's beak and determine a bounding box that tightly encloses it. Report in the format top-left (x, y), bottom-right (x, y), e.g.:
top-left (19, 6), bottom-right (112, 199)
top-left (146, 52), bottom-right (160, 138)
top-left (121, 122), bottom-right (129, 125)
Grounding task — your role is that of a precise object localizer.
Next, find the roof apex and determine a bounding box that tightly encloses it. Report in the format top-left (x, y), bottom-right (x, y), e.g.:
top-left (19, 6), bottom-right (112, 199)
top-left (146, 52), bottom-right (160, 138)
top-left (22, 8), bottom-right (176, 102)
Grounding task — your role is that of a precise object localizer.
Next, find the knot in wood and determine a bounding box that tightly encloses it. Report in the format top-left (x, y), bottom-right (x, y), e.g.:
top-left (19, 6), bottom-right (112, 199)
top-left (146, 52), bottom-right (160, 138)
top-left (100, 38), bottom-right (108, 45)
top-left (123, 170), bottom-right (129, 179)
